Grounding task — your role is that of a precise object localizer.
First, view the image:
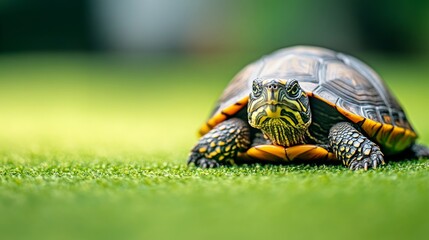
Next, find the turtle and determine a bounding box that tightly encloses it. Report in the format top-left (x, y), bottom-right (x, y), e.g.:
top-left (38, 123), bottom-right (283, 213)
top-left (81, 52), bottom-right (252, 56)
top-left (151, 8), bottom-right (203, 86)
top-left (188, 46), bottom-right (429, 170)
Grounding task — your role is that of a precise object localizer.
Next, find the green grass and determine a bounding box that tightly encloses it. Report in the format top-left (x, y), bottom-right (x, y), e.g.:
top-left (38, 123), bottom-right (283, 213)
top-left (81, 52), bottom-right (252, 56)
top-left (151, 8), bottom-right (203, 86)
top-left (0, 53), bottom-right (428, 240)
top-left (1, 154), bottom-right (428, 240)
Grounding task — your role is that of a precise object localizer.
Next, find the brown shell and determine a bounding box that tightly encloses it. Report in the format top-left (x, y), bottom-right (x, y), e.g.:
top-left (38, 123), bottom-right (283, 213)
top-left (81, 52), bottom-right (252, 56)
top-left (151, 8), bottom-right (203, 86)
top-left (199, 46), bottom-right (417, 155)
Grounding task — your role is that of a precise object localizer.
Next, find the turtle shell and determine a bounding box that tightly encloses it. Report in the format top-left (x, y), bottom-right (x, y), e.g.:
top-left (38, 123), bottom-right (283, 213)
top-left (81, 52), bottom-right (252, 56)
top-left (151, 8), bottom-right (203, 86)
top-left (199, 46), bottom-right (417, 155)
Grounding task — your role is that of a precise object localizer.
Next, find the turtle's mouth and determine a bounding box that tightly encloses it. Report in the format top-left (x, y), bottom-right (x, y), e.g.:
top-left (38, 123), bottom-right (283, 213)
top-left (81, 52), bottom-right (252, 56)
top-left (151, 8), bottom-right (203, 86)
top-left (249, 103), bottom-right (299, 127)
top-left (248, 103), bottom-right (310, 147)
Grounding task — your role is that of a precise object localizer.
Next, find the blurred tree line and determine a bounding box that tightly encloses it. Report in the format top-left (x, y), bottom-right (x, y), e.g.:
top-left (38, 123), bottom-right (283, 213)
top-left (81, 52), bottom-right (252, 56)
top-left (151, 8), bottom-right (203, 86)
top-left (0, 0), bottom-right (428, 55)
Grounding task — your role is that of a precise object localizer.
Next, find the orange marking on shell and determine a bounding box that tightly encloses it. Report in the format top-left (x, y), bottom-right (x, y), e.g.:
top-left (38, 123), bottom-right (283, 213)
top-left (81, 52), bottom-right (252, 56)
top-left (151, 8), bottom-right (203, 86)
top-left (285, 145), bottom-right (337, 162)
top-left (387, 128), bottom-right (416, 155)
top-left (386, 127), bottom-right (406, 153)
top-left (311, 94), bottom-right (416, 155)
top-left (198, 96), bottom-right (249, 136)
top-left (361, 117), bottom-right (417, 154)
top-left (335, 105), bottom-right (364, 124)
top-left (361, 120), bottom-right (383, 138)
top-left (243, 144), bottom-right (338, 162)
top-left (311, 94), bottom-right (364, 124)
top-left (198, 124), bottom-right (212, 136)
top-left (246, 145), bottom-right (288, 162)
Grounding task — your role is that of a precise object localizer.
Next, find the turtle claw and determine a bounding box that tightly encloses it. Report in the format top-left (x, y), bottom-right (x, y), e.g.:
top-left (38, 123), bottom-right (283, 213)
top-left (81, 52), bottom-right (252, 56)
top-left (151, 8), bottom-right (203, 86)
top-left (348, 145), bottom-right (384, 171)
top-left (199, 158), bottom-right (220, 168)
top-left (372, 159), bottom-right (378, 169)
top-left (349, 161), bottom-right (358, 170)
top-left (189, 157), bottom-right (220, 169)
top-left (379, 155), bottom-right (386, 165)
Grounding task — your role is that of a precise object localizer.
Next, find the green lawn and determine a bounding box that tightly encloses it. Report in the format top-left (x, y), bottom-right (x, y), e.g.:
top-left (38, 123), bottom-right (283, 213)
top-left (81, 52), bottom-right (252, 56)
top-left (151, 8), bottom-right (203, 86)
top-left (0, 53), bottom-right (428, 240)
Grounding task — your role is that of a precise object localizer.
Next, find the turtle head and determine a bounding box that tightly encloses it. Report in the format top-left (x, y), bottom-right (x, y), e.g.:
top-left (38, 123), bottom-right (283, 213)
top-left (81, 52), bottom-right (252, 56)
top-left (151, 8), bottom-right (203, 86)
top-left (248, 79), bottom-right (312, 147)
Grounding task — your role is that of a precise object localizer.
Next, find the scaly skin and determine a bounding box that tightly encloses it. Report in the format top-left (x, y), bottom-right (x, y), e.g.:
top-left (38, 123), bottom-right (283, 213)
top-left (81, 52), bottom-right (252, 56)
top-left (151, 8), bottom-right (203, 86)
top-left (188, 118), bottom-right (251, 168)
top-left (329, 122), bottom-right (385, 170)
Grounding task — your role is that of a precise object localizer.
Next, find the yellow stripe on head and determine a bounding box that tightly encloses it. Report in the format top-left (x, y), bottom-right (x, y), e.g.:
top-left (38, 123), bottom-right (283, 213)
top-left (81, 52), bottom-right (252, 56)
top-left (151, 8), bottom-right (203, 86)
top-left (248, 78), bottom-right (312, 147)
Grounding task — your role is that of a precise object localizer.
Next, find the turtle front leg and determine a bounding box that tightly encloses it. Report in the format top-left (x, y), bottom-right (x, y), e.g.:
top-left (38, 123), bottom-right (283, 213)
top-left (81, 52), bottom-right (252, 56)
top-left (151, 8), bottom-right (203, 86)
top-left (188, 118), bottom-right (251, 168)
top-left (329, 122), bottom-right (385, 170)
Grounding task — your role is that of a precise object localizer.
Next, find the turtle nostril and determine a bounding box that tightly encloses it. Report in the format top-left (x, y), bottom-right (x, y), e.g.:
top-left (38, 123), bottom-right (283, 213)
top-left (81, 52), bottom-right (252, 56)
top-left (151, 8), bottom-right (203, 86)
top-left (267, 84), bottom-right (278, 90)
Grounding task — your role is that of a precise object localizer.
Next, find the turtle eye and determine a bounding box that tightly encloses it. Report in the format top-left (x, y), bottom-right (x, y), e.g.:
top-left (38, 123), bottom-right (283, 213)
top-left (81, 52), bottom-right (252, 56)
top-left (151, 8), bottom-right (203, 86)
top-left (252, 81), bottom-right (262, 97)
top-left (287, 81), bottom-right (301, 98)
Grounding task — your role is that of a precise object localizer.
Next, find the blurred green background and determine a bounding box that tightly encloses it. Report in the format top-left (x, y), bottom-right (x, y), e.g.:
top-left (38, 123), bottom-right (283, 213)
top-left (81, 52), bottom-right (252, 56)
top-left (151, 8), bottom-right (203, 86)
top-left (1, 1), bottom-right (429, 240)
top-left (1, 0), bottom-right (429, 154)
